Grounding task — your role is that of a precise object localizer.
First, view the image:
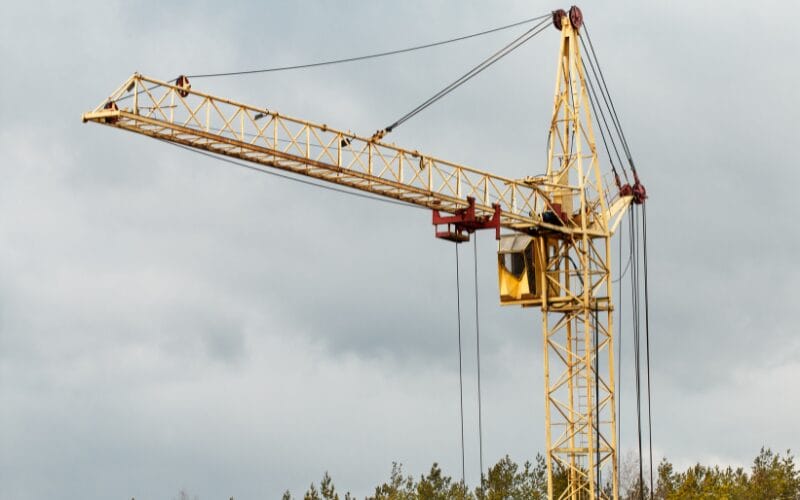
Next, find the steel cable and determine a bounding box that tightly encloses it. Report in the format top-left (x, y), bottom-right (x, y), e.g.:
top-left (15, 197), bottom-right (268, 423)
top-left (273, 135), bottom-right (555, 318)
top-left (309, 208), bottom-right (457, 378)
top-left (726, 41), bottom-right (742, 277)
top-left (379, 17), bottom-right (551, 135)
top-left (187, 14), bottom-right (551, 79)
top-left (157, 140), bottom-right (427, 211)
top-left (643, 204), bottom-right (654, 498)
top-left (455, 244), bottom-right (466, 486)
top-left (582, 24), bottom-right (638, 177)
top-left (473, 236), bottom-right (484, 483)
top-left (582, 58), bottom-right (625, 183)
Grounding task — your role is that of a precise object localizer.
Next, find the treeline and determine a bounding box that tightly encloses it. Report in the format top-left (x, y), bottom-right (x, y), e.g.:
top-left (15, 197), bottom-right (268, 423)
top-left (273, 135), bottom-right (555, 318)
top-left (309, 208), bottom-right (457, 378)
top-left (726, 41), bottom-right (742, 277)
top-left (284, 448), bottom-right (800, 499)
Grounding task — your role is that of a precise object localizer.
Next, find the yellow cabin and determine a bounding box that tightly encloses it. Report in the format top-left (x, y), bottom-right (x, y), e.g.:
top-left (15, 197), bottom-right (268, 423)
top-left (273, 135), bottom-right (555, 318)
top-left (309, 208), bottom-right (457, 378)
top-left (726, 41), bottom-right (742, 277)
top-left (497, 234), bottom-right (544, 306)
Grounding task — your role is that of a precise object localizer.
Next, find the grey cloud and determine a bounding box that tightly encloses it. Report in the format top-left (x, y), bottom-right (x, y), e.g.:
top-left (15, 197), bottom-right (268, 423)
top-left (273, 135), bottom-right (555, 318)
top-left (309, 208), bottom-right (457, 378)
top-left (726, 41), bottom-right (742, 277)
top-left (1, 1), bottom-right (799, 499)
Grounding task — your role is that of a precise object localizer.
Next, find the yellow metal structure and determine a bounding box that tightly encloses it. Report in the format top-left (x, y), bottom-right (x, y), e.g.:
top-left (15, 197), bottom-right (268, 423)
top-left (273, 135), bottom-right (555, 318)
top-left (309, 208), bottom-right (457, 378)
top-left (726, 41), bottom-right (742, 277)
top-left (537, 14), bottom-right (620, 498)
top-left (82, 11), bottom-right (633, 499)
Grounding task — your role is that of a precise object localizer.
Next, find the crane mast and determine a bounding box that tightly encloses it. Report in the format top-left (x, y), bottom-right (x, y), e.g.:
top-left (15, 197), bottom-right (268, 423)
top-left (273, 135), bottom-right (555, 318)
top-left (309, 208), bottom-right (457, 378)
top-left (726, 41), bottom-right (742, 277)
top-left (83, 7), bottom-right (642, 499)
top-left (543, 9), bottom-right (617, 499)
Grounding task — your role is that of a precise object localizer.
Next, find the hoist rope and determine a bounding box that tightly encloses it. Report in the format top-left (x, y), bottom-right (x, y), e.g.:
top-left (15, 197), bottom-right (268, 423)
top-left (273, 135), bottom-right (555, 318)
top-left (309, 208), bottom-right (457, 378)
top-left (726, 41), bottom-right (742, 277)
top-left (594, 307), bottom-right (601, 493)
top-left (580, 38), bottom-right (629, 184)
top-left (617, 213), bottom-right (623, 474)
top-left (634, 206), bottom-right (648, 500)
top-left (582, 58), bottom-right (625, 183)
top-left (643, 204), bottom-right (654, 498)
top-left (159, 140), bottom-right (427, 211)
top-left (628, 207), bottom-right (643, 499)
top-left (378, 17), bottom-right (551, 135)
top-left (473, 237), bottom-right (484, 482)
top-left (186, 14), bottom-right (551, 79)
top-left (581, 24), bottom-right (637, 175)
top-left (455, 244), bottom-right (466, 485)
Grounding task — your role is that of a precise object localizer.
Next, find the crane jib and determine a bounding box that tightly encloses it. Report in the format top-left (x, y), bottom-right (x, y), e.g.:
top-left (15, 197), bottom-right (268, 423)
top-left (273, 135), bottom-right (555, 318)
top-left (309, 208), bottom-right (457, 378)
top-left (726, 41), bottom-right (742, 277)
top-left (82, 73), bottom-right (629, 241)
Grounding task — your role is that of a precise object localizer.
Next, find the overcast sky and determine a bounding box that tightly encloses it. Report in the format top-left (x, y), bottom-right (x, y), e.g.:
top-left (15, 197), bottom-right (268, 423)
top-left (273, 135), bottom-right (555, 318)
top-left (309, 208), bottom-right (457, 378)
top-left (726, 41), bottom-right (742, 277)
top-left (1, 1), bottom-right (799, 499)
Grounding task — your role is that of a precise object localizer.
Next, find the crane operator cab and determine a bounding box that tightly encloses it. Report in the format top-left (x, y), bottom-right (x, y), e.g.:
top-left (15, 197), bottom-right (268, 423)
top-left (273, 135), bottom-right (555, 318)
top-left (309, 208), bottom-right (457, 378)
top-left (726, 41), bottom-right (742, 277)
top-left (497, 234), bottom-right (549, 306)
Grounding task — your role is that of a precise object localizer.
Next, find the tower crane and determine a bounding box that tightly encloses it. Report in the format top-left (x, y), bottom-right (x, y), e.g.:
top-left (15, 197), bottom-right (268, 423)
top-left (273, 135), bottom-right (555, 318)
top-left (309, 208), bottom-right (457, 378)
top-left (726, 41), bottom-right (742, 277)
top-left (82, 7), bottom-right (646, 499)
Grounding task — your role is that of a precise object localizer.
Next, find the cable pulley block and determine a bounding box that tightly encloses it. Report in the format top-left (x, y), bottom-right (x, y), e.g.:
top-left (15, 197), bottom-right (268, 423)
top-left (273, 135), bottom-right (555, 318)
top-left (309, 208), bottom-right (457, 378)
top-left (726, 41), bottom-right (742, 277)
top-left (175, 75), bottom-right (191, 97)
top-left (102, 101), bottom-right (119, 124)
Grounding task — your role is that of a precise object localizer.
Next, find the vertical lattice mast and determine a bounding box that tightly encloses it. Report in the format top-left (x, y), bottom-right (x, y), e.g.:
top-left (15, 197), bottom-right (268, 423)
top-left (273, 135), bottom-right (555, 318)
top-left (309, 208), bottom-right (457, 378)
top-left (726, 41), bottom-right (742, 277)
top-left (542, 8), bottom-right (618, 499)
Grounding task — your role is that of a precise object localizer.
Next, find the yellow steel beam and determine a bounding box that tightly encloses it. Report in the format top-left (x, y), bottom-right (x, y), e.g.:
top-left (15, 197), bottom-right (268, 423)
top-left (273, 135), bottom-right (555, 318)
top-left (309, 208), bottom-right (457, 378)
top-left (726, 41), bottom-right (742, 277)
top-left (82, 73), bottom-right (629, 237)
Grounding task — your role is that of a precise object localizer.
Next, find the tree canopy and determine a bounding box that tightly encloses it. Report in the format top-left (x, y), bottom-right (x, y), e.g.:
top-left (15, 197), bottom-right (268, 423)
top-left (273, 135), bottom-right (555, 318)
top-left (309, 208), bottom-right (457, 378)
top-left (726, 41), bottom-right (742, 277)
top-left (282, 448), bottom-right (799, 500)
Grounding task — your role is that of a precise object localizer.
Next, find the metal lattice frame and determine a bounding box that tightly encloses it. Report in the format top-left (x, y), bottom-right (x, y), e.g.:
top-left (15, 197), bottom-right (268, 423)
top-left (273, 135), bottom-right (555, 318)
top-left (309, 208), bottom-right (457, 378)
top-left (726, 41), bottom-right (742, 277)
top-left (82, 75), bottom-right (628, 238)
top-left (541, 15), bottom-right (618, 500)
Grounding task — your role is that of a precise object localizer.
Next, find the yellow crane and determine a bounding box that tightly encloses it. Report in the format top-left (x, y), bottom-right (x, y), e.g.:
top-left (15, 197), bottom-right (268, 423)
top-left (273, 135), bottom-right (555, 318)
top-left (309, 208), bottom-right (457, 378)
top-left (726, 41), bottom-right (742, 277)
top-left (82, 7), bottom-right (646, 499)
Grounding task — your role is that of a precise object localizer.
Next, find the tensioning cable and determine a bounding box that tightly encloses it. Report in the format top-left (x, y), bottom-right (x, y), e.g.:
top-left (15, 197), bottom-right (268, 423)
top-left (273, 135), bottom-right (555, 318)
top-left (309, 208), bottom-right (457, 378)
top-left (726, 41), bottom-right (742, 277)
top-left (371, 16), bottom-right (551, 140)
top-left (187, 14), bottom-right (551, 79)
top-left (113, 14), bottom-right (550, 104)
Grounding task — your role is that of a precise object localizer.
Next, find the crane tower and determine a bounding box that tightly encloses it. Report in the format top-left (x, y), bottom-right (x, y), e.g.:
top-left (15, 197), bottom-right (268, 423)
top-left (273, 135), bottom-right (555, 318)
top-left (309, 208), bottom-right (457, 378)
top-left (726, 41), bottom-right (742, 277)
top-left (82, 7), bottom-right (645, 499)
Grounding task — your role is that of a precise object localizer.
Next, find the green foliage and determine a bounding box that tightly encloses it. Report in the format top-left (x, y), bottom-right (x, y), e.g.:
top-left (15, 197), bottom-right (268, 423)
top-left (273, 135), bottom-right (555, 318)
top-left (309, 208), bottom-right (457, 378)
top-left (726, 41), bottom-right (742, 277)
top-left (747, 447), bottom-right (800, 499)
top-left (370, 462), bottom-right (416, 500)
top-left (474, 454), bottom-right (549, 499)
top-left (285, 448), bottom-right (799, 500)
top-left (650, 448), bottom-right (799, 499)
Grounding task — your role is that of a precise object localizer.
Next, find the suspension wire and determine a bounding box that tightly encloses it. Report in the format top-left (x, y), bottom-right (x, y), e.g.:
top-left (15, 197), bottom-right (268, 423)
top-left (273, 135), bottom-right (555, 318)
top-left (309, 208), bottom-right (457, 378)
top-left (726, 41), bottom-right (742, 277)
top-left (581, 58), bottom-right (625, 183)
top-left (631, 206), bottom-right (644, 500)
top-left (473, 236), bottom-right (484, 483)
top-left (186, 14), bottom-right (551, 79)
top-left (158, 140), bottom-right (427, 211)
top-left (594, 307), bottom-right (601, 494)
top-left (579, 36), bottom-right (629, 182)
top-left (581, 24), bottom-right (637, 174)
top-left (455, 244), bottom-right (466, 485)
top-left (114, 15), bottom-right (550, 104)
top-left (580, 25), bottom-right (631, 156)
top-left (617, 212), bottom-right (623, 477)
top-left (377, 17), bottom-right (551, 136)
top-left (643, 204), bottom-right (654, 498)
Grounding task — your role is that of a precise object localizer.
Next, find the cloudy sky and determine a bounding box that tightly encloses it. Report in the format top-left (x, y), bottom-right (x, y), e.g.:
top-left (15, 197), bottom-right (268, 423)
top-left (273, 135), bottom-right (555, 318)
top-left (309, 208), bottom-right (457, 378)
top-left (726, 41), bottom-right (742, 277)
top-left (1, 1), bottom-right (799, 498)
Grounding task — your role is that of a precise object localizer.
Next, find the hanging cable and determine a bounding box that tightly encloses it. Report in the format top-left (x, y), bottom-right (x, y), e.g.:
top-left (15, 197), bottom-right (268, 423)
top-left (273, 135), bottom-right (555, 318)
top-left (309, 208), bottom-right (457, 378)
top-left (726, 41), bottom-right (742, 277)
top-left (187, 14), bottom-right (550, 79)
top-left (455, 244), bottom-right (466, 486)
top-left (157, 140), bottom-right (427, 211)
top-left (594, 307), bottom-right (601, 494)
top-left (630, 206), bottom-right (644, 500)
top-left (617, 211), bottom-right (624, 475)
top-left (643, 204), bottom-right (654, 499)
top-left (372, 17), bottom-right (551, 139)
top-left (473, 236), bottom-right (484, 483)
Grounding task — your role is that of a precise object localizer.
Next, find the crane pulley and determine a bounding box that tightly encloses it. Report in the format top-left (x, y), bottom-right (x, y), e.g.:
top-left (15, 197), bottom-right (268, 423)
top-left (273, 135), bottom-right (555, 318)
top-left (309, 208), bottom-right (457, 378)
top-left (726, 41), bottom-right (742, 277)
top-left (82, 6), bottom-right (646, 499)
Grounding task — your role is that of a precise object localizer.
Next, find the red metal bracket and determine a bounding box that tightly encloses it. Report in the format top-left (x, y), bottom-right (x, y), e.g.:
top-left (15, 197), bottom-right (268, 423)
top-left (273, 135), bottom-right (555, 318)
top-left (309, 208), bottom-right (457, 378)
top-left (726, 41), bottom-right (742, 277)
top-left (432, 197), bottom-right (501, 243)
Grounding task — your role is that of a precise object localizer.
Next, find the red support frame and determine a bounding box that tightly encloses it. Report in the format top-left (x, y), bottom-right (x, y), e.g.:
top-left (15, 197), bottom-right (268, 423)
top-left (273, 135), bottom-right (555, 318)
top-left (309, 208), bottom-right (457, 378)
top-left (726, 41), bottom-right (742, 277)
top-left (432, 196), bottom-right (501, 243)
